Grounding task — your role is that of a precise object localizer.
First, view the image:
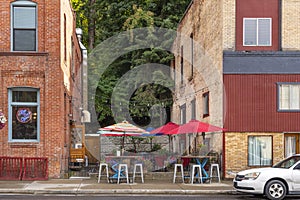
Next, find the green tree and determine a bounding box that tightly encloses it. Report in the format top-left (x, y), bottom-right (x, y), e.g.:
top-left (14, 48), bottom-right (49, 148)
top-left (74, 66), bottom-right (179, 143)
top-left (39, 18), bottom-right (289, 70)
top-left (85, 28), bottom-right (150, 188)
top-left (71, 0), bottom-right (190, 127)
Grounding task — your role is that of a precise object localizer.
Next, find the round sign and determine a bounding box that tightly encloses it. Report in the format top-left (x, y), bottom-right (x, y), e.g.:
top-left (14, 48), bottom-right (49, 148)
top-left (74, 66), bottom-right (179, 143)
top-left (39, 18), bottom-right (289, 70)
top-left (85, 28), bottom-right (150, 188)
top-left (16, 108), bottom-right (32, 123)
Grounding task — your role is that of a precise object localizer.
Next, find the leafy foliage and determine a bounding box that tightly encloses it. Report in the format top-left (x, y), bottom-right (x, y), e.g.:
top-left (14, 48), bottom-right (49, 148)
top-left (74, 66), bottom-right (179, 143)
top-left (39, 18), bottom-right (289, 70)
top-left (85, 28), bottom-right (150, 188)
top-left (71, 0), bottom-right (190, 127)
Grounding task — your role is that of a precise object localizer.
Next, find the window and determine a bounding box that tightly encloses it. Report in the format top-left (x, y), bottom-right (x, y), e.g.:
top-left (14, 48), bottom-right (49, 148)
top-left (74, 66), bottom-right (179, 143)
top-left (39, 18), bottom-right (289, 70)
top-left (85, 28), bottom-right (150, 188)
top-left (64, 14), bottom-right (67, 61)
top-left (243, 18), bottom-right (271, 46)
top-left (203, 92), bottom-right (209, 117)
top-left (180, 104), bottom-right (186, 124)
top-left (248, 136), bottom-right (272, 166)
top-left (190, 33), bottom-right (194, 79)
top-left (278, 83), bottom-right (300, 111)
top-left (180, 46), bottom-right (183, 84)
top-left (11, 1), bottom-right (37, 51)
top-left (8, 88), bottom-right (40, 142)
top-left (191, 99), bottom-right (196, 120)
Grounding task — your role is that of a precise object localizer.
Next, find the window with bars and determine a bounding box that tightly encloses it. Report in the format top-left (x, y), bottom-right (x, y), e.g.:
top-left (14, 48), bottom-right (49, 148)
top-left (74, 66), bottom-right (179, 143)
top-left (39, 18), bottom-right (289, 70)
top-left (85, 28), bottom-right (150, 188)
top-left (278, 83), bottom-right (300, 111)
top-left (243, 18), bottom-right (271, 46)
top-left (11, 1), bottom-right (37, 51)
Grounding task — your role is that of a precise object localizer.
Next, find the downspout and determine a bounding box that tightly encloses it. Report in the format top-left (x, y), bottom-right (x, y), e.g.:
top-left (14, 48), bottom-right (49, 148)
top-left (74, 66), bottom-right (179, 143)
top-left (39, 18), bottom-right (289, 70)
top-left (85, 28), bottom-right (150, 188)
top-left (76, 28), bottom-right (89, 120)
top-left (278, 0), bottom-right (282, 51)
top-left (222, 130), bottom-right (226, 179)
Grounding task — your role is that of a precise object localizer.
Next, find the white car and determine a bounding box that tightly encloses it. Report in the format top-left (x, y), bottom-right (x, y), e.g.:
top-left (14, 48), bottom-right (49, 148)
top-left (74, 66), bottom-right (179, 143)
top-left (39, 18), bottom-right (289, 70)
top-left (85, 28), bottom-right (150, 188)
top-left (234, 155), bottom-right (300, 200)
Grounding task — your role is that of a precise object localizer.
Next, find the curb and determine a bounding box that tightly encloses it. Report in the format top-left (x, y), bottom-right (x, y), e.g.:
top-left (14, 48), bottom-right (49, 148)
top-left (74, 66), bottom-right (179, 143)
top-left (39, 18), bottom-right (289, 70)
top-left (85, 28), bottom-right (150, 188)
top-left (0, 189), bottom-right (236, 195)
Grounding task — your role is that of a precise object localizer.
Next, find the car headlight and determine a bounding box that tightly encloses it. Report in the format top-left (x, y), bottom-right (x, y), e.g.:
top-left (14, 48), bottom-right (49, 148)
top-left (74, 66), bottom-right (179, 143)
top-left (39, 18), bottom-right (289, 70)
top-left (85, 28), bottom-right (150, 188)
top-left (244, 172), bottom-right (261, 180)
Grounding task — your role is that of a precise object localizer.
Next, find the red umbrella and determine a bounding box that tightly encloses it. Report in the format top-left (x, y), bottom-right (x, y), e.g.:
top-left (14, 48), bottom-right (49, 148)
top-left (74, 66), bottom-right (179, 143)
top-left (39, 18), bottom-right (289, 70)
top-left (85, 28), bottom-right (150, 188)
top-left (150, 122), bottom-right (179, 135)
top-left (165, 119), bottom-right (225, 135)
top-left (150, 122), bottom-right (179, 153)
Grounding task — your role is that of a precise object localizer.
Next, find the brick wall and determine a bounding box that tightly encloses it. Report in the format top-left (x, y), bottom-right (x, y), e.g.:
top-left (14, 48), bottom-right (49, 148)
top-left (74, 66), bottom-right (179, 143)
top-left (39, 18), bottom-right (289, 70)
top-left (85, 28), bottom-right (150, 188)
top-left (281, 0), bottom-right (300, 50)
top-left (225, 132), bottom-right (284, 178)
top-left (222, 0), bottom-right (236, 50)
top-left (0, 0), bottom-right (82, 178)
top-left (173, 0), bottom-right (224, 154)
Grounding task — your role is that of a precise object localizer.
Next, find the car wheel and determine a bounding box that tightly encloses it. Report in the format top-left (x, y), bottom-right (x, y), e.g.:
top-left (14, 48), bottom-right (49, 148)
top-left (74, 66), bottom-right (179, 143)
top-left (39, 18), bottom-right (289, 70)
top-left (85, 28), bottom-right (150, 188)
top-left (265, 180), bottom-right (287, 200)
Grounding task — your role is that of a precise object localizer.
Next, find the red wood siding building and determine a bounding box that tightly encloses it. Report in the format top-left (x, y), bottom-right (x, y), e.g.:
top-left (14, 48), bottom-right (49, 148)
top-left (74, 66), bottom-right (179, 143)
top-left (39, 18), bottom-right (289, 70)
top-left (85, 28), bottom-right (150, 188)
top-left (223, 0), bottom-right (300, 176)
top-left (224, 74), bottom-right (300, 132)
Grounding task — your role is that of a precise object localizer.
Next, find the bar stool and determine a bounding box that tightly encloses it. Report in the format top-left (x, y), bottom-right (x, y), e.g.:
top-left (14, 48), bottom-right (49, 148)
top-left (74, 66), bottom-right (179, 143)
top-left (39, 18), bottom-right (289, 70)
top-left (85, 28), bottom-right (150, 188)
top-left (117, 164), bottom-right (129, 184)
top-left (210, 163), bottom-right (221, 183)
top-left (133, 163), bottom-right (144, 183)
top-left (173, 164), bottom-right (184, 183)
top-left (190, 164), bottom-right (202, 184)
top-left (98, 163), bottom-right (109, 183)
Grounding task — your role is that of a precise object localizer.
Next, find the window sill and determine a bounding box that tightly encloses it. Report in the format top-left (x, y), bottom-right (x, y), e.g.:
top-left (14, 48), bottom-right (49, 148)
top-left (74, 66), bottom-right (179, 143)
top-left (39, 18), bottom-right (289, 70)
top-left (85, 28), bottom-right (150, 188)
top-left (8, 142), bottom-right (39, 148)
top-left (203, 114), bottom-right (209, 118)
top-left (0, 52), bottom-right (48, 56)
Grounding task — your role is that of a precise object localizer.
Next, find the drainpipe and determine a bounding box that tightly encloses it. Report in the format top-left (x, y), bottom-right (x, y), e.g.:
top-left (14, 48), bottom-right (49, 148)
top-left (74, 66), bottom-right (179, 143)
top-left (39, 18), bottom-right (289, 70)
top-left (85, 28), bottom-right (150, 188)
top-left (222, 130), bottom-right (226, 179)
top-left (76, 28), bottom-right (89, 123)
top-left (278, 0), bottom-right (282, 51)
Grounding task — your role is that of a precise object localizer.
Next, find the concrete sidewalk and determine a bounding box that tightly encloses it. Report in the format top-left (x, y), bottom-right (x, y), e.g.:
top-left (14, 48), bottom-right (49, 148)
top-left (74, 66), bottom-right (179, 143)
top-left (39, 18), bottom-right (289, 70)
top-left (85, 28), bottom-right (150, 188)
top-left (0, 178), bottom-right (235, 195)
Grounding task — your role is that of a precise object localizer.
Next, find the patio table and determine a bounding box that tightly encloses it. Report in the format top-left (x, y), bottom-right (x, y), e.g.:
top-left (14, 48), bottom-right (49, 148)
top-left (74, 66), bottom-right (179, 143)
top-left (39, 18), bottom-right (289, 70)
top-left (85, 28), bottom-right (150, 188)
top-left (105, 156), bottom-right (143, 181)
top-left (180, 155), bottom-right (213, 182)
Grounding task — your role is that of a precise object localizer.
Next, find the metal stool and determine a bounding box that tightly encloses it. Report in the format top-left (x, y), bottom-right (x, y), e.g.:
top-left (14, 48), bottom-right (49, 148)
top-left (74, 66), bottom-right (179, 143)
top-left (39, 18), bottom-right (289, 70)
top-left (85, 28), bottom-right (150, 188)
top-left (210, 163), bottom-right (220, 183)
top-left (191, 164), bottom-right (202, 184)
top-left (133, 163), bottom-right (144, 183)
top-left (98, 163), bottom-right (109, 183)
top-left (117, 164), bottom-right (129, 184)
top-left (173, 164), bottom-right (184, 183)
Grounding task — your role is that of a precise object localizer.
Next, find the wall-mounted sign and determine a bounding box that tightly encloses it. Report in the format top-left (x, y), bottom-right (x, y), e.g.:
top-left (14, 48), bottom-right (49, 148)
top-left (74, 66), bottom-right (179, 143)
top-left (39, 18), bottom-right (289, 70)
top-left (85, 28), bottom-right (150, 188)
top-left (0, 111), bottom-right (6, 130)
top-left (16, 108), bottom-right (32, 123)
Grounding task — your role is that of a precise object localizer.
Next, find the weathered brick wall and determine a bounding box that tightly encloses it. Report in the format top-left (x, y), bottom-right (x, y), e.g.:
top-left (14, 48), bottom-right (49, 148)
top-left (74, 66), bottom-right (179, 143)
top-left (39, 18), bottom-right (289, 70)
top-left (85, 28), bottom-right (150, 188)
top-left (225, 132), bottom-right (284, 178)
top-left (173, 0), bottom-right (224, 154)
top-left (0, 0), bottom-right (81, 178)
top-left (281, 0), bottom-right (300, 50)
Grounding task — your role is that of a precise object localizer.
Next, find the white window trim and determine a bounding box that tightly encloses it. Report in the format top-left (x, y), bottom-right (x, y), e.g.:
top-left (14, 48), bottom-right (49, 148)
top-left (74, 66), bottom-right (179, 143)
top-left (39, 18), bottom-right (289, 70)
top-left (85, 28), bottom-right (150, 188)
top-left (248, 136), bottom-right (273, 166)
top-left (8, 87), bottom-right (40, 142)
top-left (11, 0), bottom-right (38, 52)
top-left (278, 83), bottom-right (300, 111)
top-left (243, 18), bottom-right (272, 47)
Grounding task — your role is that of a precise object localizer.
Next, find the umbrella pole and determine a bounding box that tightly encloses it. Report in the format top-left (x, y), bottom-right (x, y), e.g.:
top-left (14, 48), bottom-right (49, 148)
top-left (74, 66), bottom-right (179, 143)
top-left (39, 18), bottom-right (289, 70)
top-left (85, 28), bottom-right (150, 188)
top-left (168, 135), bottom-right (171, 153)
top-left (122, 134), bottom-right (125, 156)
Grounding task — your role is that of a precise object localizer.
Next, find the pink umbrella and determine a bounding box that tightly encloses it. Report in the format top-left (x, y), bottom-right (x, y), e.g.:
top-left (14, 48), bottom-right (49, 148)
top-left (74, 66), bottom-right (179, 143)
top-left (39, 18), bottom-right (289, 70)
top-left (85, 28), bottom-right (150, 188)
top-left (165, 119), bottom-right (225, 135)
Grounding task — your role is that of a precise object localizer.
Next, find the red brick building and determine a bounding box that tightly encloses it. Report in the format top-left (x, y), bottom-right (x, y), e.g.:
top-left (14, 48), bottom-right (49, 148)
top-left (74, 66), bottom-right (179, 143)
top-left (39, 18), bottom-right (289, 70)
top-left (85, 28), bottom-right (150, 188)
top-left (0, 0), bottom-right (86, 179)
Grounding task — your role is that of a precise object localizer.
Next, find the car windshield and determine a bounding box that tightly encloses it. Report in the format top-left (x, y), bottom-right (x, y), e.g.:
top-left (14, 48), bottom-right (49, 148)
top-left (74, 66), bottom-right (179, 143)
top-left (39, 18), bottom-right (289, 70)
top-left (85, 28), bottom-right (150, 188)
top-left (273, 156), bottom-right (300, 169)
